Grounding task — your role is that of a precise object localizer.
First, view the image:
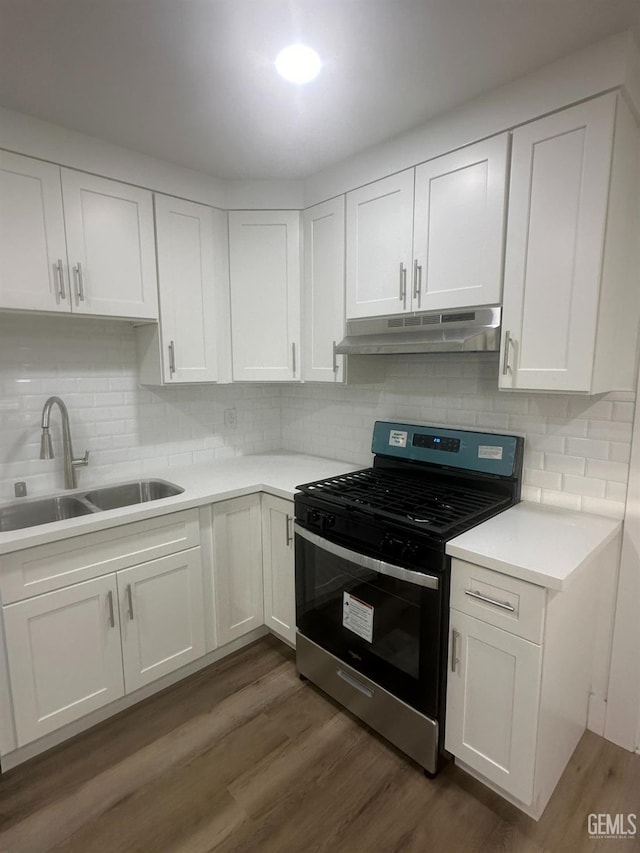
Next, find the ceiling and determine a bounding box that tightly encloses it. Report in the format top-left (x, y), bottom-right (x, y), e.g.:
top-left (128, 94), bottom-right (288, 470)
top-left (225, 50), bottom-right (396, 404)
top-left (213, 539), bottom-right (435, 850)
top-left (0, 0), bottom-right (638, 180)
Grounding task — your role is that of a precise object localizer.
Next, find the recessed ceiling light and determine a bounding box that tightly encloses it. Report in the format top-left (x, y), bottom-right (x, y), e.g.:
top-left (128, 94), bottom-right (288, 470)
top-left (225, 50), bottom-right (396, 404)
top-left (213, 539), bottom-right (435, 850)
top-left (275, 44), bottom-right (321, 84)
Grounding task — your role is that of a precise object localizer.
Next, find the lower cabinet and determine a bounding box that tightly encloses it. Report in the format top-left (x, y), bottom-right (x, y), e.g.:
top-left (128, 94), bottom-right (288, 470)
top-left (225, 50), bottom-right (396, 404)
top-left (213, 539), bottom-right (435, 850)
top-left (445, 557), bottom-right (596, 819)
top-left (261, 495), bottom-right (295, 645)
top-left (2, 547), bottom-right (205, 747)
top-left (212, 494), bottom-right (264, 646)
top-left (117, 550), bottom-right (205, 692)
top-left (445, 609), bottom-right (542, 805)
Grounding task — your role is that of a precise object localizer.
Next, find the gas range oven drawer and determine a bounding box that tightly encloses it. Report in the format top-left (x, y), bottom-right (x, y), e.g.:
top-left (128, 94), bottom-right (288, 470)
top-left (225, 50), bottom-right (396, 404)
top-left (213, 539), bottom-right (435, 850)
top-left (296, 632), bottom-right (438, 773)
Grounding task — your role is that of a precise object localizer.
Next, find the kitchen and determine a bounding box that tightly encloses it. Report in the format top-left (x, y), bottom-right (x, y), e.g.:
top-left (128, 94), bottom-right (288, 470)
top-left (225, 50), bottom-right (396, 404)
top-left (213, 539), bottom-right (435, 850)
top-left (1, 1), bottom-right (640, 849)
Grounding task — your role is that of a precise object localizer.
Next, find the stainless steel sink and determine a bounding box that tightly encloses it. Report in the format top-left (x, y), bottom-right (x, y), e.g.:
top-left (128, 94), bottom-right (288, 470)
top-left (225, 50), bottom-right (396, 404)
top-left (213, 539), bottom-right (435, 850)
top-left (0, 496), bottom-right (96, 532)
top-left (0, 479), bottom-right (184, 532)
top-left (82, 479), bottom-right (184, 511)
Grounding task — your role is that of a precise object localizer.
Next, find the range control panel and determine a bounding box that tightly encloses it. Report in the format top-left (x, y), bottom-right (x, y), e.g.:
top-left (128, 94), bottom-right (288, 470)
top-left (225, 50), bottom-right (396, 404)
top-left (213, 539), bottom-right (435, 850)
top-left (371, 421), bottom-right (523, 478)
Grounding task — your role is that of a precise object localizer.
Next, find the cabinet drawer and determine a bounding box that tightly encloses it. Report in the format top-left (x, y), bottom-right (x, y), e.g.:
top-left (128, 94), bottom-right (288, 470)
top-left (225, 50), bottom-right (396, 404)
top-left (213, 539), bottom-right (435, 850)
top-left (450, 559), bottom-right (546, 644)
top-left (0, 510), bottom-right (200, 604)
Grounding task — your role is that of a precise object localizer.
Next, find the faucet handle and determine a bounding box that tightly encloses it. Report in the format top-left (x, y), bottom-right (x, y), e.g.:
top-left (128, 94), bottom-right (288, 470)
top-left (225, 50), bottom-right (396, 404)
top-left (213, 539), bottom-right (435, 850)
top-left (73, 450), bottom-right (90, 468)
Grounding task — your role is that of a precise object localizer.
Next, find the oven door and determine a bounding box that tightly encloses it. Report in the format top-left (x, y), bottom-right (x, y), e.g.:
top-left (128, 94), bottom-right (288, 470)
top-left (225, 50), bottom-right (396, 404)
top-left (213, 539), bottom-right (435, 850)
top-left (295, 524), bottom-right (442, 718)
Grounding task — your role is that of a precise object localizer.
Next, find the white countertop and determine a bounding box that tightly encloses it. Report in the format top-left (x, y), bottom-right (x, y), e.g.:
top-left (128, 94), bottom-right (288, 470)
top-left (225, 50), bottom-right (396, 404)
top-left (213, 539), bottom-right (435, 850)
top-left (0, 453), bottom-right (363, 555)
top-left (446, 501), bottom-right (622, 591)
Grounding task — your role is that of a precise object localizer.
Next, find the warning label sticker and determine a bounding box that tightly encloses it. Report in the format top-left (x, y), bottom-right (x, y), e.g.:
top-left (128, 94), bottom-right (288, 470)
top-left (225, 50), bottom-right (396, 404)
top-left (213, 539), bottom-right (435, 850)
top-left (343, 592), bottom-right (374, 643)
top-left (478, 445), bottom-right (503, 460)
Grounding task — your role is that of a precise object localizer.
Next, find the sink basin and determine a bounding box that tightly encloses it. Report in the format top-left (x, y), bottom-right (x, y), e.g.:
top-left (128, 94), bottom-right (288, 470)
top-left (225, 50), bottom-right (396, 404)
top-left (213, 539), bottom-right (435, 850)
top-left (82, 479), bottom-right (184, 511)
top-left (0, 496), bottom-right (96, 532)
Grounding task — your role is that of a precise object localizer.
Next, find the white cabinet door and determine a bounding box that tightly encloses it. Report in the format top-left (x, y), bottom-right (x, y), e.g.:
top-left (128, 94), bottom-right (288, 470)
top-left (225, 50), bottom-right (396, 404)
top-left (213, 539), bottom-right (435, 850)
top-left (302, 197), bottom-right (346, 382)
top-left (413, 135), bottom-right (508, 312)
top-left (499, 94), bottom-right (617, 392)
top-left (118, 549), bottom-right (206, 692)
top-left (346, 169), bottom-right (415, 319)
top-left (212, 495), bottom-right (264, 645)
top-left (229, 210), bottom-right (300, 381)
top-left (61, 169), bottom-right (158, 320)
top-left (153, 195), bottom-right (222, 383)
top-left (445, 609), bottom-right (542, 806)
top-left (261, 495), bottom-right (295, 645)
top-left (0, 151), bottom-right (69, 312)
top-left (2, 574), bottom-right (124, 746)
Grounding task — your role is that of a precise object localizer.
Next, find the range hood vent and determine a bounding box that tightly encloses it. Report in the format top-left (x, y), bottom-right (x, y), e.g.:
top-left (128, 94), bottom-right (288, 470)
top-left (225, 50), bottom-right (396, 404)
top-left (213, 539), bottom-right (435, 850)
top-left (337, 307), bottom-right (501, 355)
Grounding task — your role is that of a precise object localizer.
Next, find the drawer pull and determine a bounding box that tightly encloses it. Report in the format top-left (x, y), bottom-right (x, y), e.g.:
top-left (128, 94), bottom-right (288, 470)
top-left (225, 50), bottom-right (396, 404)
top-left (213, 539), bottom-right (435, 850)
top-left (465, 589), bottom-right (515, 612)
top-left (337, 668), bottom-right (374, 699)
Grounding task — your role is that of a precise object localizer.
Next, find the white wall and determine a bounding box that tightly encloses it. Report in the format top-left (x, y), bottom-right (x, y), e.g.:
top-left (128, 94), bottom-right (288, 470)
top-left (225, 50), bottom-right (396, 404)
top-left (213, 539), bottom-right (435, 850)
top-left (0, 315), bottom-right (281, 501)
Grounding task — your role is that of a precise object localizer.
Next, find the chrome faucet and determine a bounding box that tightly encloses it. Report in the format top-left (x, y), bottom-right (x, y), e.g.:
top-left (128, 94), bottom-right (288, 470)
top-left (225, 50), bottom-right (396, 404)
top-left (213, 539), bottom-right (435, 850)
top-left (40, 396), bottom-right (90, 489)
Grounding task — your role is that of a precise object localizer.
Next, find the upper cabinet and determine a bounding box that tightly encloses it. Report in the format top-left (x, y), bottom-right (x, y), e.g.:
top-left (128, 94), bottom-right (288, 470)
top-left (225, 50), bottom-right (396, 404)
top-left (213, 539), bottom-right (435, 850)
top-left (60, 170), bottom-right (158, 319)
top-left (413, 135), bottom-right (508, 312)
top-left (137, 195), bottom-right (231, 385)
top-left (0, 151), bottom-right (68, 313)
top-left (345, 136), bottom-right (509, 320)
top-left (499, 93), bottom-right (640, 394)
top-left (0, 152), bottom-right (158, 321)
top-left (302, 196), bottom-right (346, 382)
top-left (346, 170), bottom-right (415, 319)
top-left (229, 210), bottom-right (301, 381)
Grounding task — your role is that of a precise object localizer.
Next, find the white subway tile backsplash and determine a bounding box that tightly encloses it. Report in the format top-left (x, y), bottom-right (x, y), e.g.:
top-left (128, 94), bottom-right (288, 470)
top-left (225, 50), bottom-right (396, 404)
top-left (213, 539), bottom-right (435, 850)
top-left (0, 316), bottom-right (282, 501)
top-left (0, 323), bottom-right (635, 521)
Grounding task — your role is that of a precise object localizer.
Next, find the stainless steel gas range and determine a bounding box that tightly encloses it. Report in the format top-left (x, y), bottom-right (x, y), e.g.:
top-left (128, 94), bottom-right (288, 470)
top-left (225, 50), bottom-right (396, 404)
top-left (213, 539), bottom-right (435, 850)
top-left (294, 421), bottom-right (524, 775)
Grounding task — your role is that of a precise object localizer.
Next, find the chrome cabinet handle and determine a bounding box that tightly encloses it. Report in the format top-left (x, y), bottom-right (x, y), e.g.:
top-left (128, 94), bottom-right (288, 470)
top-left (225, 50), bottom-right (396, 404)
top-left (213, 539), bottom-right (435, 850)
top-left (55, 259), bottom-right (66, 300)
top-left (292, 342), bottom-right (297, 376)
top-left (399, 262), bottom-right (407, 307)
top-left (168, 340), bottom-right (176, 375)
top-left (451, 628), bottom-right (460, 673)
top-left (286, 514), bottom-right (293, 546)
top-left (126, 584), bottom-right (134, 620)
top-left (464, 589), bottom-right (515, 612)
top-left (107, 590), bottom-right (115, 628)
top-left (332, 340), bottom-right (339, 373)
top-left (502, 330), bottom-right (513, 375)
top-left (73, 262), bottom-right (85, 302)
top-left (413, 259), bottom-right (422, 306)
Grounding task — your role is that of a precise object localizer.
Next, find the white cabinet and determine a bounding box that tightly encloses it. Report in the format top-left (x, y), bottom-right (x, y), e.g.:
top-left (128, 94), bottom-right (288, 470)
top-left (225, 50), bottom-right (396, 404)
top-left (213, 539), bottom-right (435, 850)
top-left (413, 135), bottom-right (508, 312)
top-left (2, 574), bottom-right (125, 746)
top-left (261, 495), bottom-right (295, 645)
top-left (0, 510), bottom-right (205, 748)
top-left (118, 550), bottom-right (206, 692)
top-left (302, 197), bottom-right (346, 382)
top-left (446, 610), bottom-right (542, 805)
top-left (0, 152), bottom-right (158, 320)
top-left (136, 195), bottom-right (231, 384)
top-left (212, 494), bottom-right (264, 645)
top-left (446, 557), bottom-right (597, 819)
top-left (228, 210), bottom-right (300, 381)
top-left (346, 170), bottom-right (415, 319)
top-left (345, 136), bottom-right (508, 320)
top-left (60, 169), bottom-right (158, 320)
top-left (499, 92), bottom-right (640, 393)
top-left (0, 150), bottom-right (68, 313)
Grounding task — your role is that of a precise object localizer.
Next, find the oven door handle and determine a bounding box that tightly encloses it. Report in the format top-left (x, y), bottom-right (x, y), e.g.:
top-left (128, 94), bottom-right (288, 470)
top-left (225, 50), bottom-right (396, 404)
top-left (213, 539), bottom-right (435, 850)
top-left (294, 524), bottom-right (439, 590)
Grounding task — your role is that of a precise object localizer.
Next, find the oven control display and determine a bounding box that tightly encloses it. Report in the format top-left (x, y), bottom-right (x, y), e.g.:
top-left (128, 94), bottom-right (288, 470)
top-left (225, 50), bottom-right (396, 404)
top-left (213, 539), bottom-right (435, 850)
top-left (412, 433), bottom-right (460, 453)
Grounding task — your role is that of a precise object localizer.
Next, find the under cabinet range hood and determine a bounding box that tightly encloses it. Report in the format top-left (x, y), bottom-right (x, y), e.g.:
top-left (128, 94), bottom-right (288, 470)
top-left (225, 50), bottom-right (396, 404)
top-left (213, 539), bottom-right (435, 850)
top-left (335, 307), bottom-right (501, 355)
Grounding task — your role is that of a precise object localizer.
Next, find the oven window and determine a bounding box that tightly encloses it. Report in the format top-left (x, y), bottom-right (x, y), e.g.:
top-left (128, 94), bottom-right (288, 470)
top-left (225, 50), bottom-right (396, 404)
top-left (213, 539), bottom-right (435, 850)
top-left (295, 534), bottom-right (441, 717)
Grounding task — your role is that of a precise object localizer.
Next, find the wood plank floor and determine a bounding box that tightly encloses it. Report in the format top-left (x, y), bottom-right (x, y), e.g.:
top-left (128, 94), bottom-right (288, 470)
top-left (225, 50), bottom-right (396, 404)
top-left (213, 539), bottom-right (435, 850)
top-left (0, 635), bottom-right (639, 852)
